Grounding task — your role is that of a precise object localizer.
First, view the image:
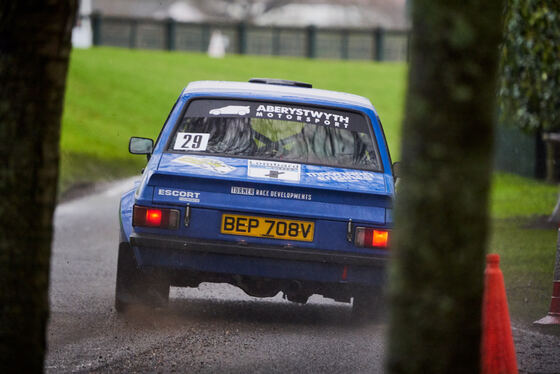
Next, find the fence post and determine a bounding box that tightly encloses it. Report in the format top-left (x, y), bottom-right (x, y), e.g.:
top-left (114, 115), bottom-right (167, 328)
top-left (166, 18), bottom-right (176, 51)
top-left (374, 27), bottom-right (384, 61)
top-left (237, 22), bottom-right (247, 54)
top-left (129, 19), bottom-right (137, 49)
top-left (201, 23), bottom-right (210, 52)
top-left (91, 12), bottom-right (102, 46)
top-left (340, 30), bottom-right (349, 59)
top-left (306, 25), bottom-right (316, 58)
top-left (272, 27), bottom-right (280, 56)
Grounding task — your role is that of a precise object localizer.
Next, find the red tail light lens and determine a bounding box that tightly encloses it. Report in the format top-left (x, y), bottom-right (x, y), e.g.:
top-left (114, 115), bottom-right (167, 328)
top-left (355, 227), bottom-right (389, 249)
top-left (133, 205), bottom-right (179, 229)
top-left (146, 209), bottom-right (162, 226)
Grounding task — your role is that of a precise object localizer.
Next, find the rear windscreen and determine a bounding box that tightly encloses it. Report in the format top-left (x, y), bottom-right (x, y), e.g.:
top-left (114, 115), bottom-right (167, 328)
top-left (167, 99), bottom-right (381, 171)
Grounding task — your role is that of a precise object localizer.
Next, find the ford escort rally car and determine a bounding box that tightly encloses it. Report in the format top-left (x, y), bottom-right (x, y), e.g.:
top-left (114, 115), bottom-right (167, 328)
top-left (117, 78), bottom-right (396, 317)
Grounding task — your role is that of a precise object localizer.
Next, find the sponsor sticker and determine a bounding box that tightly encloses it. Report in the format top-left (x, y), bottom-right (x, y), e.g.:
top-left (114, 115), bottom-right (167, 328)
top-left (255, 104), bottom-right (350, 129)
top-left (172, 155), bottom-right (235, 174)
top-left (209, 105), bottom-right (250, 116)
top-left (185, 100), bottom-right (368, 133)
top-left (173, 132), bottom-right (210, 151)
top-left (247, 160), bottom-right (301, 182)
top-left (231, 186), bottom-right (255, 196)
top-left (231, 186), bottom-right (312, 201)
top-left (157, 188), bottom-right (201, 203)
top-left (307, 171), bottom-right (375, 182)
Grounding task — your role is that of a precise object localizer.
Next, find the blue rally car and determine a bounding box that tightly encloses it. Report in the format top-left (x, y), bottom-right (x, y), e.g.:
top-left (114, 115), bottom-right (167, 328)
top-left (117, 78), bottom-right (396, 317)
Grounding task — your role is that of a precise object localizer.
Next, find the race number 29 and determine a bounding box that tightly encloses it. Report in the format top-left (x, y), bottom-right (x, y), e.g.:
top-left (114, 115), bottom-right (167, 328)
top-left (173, 132), bottom-right (210, 151)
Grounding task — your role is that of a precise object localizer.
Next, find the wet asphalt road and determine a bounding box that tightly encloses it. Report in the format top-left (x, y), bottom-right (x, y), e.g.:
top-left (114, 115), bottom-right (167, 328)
top-left (45, 179), bottom-right (386, 373)
top-left (45, 179), bottom-right (560, 373)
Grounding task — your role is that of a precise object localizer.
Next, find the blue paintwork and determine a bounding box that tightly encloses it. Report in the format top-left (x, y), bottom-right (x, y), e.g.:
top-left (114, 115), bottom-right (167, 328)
top-left (157, 153), bottom-right (390, 194)
top-left (119, 81), bottom-right (395, 290)
top-left (137, 247), bottom-right (385, 286)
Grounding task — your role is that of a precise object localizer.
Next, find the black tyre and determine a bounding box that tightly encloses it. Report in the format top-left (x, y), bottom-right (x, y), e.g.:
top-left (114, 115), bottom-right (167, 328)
top-left (115, 242), bottom-right (170, 313)
top-left (352, 287), bottom-right (385, 321)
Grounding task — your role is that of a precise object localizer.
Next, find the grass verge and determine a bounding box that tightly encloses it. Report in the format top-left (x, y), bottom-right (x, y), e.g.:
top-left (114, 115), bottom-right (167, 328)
top-left (490, 174), bottom-right (558, 327)
top-left (490, 219), bottom-right (557, 328)
top-left (58, 151), bottom-right (143, 196)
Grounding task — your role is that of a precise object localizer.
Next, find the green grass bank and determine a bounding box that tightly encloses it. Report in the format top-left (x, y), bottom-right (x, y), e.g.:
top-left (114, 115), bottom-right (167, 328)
top-left (60, 47), bottom-right (406, 191)
top-left (61, 47), bottom-right (558, 326)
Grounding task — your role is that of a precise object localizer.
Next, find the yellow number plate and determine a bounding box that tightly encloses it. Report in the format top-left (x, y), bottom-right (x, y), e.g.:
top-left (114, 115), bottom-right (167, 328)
top-left (221, 214), bottom-right (314, 242)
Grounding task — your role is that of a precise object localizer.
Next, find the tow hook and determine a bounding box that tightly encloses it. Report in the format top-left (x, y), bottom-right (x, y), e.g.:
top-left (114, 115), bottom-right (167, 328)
top-left (184, 204), bottom-right (191, 227)
top-left (346, 219), bottom-right (353, 242)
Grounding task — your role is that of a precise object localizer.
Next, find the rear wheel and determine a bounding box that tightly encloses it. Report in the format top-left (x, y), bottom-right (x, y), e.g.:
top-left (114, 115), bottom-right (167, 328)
top-left (115, 242), bottom-right (170, 313)
top-left (352, 287), bottom-right (385, 321)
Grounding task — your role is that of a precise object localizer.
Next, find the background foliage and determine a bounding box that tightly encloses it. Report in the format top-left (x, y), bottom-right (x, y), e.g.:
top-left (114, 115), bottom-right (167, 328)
top-left (498, 0), bottom-right (560, 133)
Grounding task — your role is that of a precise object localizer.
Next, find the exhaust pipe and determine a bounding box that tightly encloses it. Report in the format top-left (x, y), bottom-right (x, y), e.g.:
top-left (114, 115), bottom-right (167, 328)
top-left (288, 280), bottom-right (302, 293)
top-left (284, 281), bottom-right (309, 304)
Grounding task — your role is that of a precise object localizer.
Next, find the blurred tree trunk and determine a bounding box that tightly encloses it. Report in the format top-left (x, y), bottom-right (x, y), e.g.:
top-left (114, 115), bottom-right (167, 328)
top-left (0, 1), bottom-right (76, 371)
top-left (387, 1), bottom-right (503, 373)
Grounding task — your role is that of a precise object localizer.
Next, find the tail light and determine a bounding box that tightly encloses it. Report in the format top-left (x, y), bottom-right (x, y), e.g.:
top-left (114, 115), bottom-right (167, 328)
top-left (355, 227), bottom-right (389, 249)
top-left (133, 205), bottom-right (179, 229)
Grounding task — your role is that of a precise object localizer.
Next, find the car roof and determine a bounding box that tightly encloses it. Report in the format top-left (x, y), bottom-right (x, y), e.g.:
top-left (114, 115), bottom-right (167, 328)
top-left (184, 80), bottom-right (376, 112)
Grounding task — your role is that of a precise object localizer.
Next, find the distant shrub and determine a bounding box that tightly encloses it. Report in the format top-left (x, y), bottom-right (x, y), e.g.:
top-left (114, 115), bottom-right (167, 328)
top-left (498, 0), bottom-right (560, 133)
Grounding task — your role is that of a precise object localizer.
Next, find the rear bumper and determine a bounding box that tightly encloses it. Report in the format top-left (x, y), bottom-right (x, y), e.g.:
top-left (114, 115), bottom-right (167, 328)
top-left (129, 232), bottom-right (387, 287)
top-left (130, 232), bottom-right (387, 266)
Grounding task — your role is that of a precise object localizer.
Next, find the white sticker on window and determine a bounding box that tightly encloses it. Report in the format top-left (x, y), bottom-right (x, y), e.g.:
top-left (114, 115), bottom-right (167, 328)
top-left (172, 155), bottom-right (235, 174)
top-left (173, 132), bottom-right (210, 151)
top-left (247, 160), bottom-right (301, 182)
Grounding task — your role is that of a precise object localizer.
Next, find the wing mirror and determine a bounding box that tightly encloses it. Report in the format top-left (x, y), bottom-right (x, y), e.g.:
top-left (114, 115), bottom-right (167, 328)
top-left (129, 137), bottom-right (154, 161)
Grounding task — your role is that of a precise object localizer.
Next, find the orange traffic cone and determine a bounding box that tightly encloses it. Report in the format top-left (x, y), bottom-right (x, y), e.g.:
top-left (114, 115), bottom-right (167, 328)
top-left (481, 254), bottom-right (518, 374)
top-left (534, 227), bottom-right (560, 325)
top-left (534, 281), bottom-right (560, 325)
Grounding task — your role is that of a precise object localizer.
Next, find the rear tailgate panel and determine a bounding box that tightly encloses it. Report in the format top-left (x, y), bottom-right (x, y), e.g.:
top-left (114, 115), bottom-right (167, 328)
top-left (141, 153), bottom-right (392, 256)
top-left (151, 179), bottom-right (388, 223)
top-left (152, 153), bottom-right (392, 222)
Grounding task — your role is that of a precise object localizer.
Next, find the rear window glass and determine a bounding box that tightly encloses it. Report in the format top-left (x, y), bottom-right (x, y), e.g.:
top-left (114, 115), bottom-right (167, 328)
top-left (167, 99), bottom-right (381, 171)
